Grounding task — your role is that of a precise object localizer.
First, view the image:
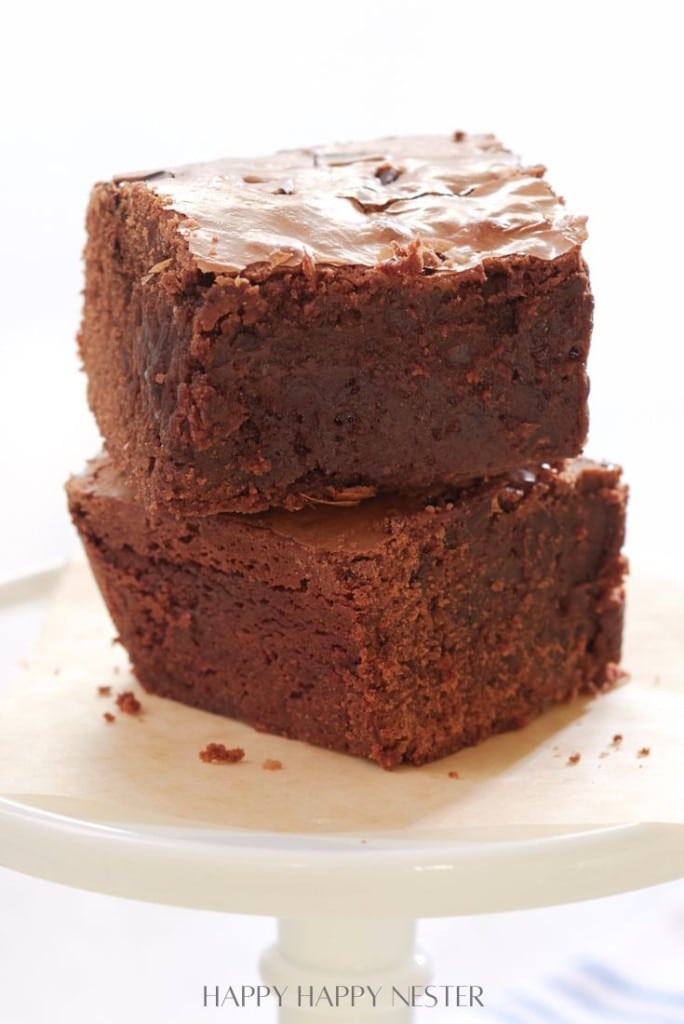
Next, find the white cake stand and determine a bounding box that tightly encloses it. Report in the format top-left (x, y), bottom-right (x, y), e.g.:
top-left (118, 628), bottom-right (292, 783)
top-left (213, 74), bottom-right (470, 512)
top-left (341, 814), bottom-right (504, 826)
top-left (1, 799), bottom-right (682, 1021)
top-left (1, 568), bottom-right (683, 1021)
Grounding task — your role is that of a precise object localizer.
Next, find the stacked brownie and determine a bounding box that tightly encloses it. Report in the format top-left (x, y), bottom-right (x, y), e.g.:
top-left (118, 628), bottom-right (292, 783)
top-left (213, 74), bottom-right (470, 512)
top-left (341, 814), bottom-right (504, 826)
top-left (68, 133), bottom-right (628, 768)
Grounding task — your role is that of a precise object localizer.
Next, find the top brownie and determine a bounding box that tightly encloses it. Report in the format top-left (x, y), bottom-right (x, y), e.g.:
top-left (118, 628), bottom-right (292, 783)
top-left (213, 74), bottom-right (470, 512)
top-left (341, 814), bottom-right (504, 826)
top-left (79, 132), bottom-right (592, 515)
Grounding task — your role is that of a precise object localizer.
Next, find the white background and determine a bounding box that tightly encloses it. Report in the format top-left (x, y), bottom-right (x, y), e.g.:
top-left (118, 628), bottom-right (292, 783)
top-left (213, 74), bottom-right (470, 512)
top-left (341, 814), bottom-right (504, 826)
top-left (1, 1), bottom-right (682, 1021)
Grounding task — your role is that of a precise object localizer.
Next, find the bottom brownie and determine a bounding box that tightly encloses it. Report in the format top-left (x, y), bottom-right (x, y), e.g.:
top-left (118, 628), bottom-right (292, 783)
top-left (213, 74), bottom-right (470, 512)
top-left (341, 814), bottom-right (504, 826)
top-left (67, 456), bottom-right (627, 768)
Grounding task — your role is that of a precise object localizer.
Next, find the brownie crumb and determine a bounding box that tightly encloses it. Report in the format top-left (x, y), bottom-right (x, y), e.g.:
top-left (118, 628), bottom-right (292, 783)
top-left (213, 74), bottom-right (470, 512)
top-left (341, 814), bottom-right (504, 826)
top-left (97, 685), bottom-right (112, 697)
top-left (447, 770), bottom-right (460, 779)
top-left (318, 484), bottom-right (378, 505)
top-left (567, 752), bottom-right (581, 765)
top-left (375, 162), bottom-right (402, 185)
top-left (301, 249), bottom-right (317, 286)
top-left (611, 733), bottom-right (623, 745)
top-left (103, 712), bottom-right (116, 724)
top-left (116, 690), bottom-right (142, 715)
top-left (199, 743), bottom-right (245, 764)
top-left (637, 747), bottom-right (651, 758)
top-left (453, 130), bottom-right (466, 142)
top-left (262, 758), bottom-right (283, 771)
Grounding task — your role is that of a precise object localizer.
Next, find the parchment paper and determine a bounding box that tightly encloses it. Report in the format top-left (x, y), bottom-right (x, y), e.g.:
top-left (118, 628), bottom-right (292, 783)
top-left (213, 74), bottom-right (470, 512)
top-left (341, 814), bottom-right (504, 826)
top-left (1, 560), bottom-right (682, 835)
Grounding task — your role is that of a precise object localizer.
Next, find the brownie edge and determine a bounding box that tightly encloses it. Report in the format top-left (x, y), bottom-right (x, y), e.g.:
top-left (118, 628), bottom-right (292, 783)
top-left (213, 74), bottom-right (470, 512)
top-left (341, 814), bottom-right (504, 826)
top-left (67, 456), bottom-right (627, 768)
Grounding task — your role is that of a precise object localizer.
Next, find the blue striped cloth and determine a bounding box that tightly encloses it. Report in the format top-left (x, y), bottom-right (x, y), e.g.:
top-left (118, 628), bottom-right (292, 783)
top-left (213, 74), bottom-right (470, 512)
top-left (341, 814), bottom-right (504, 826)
top-left (472, 892), bottom-right (684, 1024)
top-left (488, 960), bottom-right (684, 1023)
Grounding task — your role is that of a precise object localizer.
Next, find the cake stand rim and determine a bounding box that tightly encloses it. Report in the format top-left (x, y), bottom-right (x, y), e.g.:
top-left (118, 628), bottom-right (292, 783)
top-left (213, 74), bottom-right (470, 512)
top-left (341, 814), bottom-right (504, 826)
top-left (1, 793), bottom-right (682, 917)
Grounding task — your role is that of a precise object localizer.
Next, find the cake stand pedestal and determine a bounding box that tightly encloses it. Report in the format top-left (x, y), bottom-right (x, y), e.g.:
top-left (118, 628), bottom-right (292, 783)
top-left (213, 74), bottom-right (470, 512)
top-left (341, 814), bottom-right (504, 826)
top-left (1, 796), bottom-right (682, 1021)
top-left (260, 919), bottom-right (429, 1021)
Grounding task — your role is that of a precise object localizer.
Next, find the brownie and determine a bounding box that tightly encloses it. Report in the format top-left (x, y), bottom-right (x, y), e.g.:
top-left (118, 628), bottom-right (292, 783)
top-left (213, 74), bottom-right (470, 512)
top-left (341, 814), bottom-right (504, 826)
top-left (79, 133), bottom-right (592, 515)
top-left (67, 455), bottom-right (627, 769)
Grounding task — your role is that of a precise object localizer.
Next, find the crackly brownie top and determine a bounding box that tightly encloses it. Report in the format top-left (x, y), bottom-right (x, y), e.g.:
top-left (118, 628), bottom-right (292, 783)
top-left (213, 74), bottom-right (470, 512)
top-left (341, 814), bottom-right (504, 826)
top-left (113, 132), bottom-right (587, 275)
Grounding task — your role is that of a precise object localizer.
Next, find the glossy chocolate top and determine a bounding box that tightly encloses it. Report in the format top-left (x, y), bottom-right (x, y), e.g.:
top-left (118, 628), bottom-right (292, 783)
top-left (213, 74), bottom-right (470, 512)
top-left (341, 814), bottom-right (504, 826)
top-left (115, 133), bottom-right (586, 276)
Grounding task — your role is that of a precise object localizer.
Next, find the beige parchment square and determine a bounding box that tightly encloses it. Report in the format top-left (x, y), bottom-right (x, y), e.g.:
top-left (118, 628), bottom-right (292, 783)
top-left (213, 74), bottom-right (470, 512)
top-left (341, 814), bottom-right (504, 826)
top-left (0, 560), bottom-right (682, 834)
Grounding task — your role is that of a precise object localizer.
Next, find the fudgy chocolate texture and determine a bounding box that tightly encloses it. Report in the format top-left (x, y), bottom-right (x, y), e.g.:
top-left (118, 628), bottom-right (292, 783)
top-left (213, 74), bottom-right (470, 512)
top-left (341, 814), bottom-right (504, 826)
top-left (67, 456), bottom-right (627, 769)
top-left (79, 133), bottom-right (592, 514)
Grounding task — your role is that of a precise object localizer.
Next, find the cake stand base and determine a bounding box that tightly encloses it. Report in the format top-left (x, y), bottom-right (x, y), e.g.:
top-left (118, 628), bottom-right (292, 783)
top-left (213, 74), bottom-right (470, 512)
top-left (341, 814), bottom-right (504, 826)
top-left (261, 919), bottom-right (429, 1021)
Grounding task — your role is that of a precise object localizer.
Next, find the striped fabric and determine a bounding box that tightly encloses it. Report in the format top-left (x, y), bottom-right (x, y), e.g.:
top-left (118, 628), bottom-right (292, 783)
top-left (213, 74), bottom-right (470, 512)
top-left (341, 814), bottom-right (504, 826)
top-left (481, 899), bottom-right (684, 1024)
top-left (488, 961), bottom-right (684, 1023)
